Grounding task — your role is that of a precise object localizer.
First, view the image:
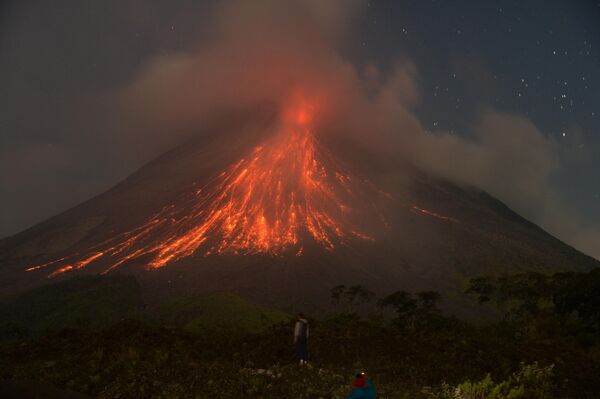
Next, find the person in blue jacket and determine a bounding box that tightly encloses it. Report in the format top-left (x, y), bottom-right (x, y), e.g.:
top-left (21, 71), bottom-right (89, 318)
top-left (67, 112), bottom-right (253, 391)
top-left (346, 371), bottom-right (377, 399)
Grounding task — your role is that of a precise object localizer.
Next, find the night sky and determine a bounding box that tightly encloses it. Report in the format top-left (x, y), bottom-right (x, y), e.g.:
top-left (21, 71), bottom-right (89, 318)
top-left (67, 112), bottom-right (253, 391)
top-left (1, 0), bottom-right (599, 258)
top-left (353, 0), bottom-right (600, 229)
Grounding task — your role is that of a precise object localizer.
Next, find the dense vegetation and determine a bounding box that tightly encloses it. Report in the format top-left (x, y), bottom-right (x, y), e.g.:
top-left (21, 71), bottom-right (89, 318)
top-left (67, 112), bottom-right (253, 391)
top-left (1, 270), bottom-right (599, 398)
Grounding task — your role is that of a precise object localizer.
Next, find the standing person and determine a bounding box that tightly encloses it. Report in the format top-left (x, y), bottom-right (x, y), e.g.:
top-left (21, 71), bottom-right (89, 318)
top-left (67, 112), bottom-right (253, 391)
top-left (294, 313), bottom-right (309, 365)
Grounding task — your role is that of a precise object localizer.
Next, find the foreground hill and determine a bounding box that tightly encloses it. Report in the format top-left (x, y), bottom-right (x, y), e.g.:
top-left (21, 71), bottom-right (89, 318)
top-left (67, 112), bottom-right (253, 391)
top-left (3, 268), bottom-right (600, 398)
top-left (0, 275), bottom-right (289, 338)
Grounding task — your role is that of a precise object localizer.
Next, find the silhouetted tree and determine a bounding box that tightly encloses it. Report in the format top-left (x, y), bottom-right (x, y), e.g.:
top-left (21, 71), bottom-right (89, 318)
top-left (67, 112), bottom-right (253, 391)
top-left (468, 269), bottom-right (600, 329)
top-left (330, 285), bottom-right (346, 306)
top-left (344, 285), bottom-right (375, 306)
top-left (416, 291), bottom-right (441, 311)
top-left (415, 291), bottom-right (442, 323)
top-left (551, 269), bottom-right (600, 329)
top-left (378, 291), bottom-right (417, 328)
top-left (466, 276), bottom-right (495, 304)
top-left (330, 285), bottom-right (375, 315)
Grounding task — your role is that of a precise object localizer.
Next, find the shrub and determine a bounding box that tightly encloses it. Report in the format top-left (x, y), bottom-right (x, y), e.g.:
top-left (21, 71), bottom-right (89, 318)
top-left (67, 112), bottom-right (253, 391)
top-left (434, 362), bottom-right (555, 399)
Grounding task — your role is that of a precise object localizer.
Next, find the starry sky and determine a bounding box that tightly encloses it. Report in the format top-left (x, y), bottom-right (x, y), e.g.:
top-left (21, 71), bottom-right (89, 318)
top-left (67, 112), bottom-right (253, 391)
top-left (0, 0), bottom-right (599, 258)
top-left (352, 0), bottom-right (600, 227)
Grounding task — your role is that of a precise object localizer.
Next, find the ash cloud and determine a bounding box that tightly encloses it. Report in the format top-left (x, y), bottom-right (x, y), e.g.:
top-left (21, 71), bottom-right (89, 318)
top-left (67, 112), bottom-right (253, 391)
top-left (1, 0), bottom-right (598, 260)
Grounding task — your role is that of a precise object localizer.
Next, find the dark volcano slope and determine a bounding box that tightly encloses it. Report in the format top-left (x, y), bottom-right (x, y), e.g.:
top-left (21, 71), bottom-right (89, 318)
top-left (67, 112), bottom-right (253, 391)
top-left (1, 118), bottom-right (597, 309)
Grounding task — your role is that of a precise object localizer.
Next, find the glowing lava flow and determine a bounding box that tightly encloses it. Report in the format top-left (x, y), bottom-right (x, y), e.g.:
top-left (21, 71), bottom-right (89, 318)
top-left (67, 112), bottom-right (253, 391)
top-left (140, 126), bottom-right (373, 268)
top-left (29, 111), bottom-right (381, 277)
top-left (411, 205), bottom-right (457, 222)
top-left (27, 103), bottom-right (459, 278)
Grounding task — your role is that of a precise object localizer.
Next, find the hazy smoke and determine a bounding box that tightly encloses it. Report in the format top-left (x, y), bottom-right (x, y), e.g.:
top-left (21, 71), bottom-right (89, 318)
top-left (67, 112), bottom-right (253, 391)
top-left (1, 0), bottom-right (598, 259)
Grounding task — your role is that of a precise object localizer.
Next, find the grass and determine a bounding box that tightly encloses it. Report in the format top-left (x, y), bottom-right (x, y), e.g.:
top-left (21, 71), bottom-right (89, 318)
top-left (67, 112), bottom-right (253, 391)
top-left (0, 274), bottom-right (144, 334)
top-left (153, 293), bottom-right (291, 334)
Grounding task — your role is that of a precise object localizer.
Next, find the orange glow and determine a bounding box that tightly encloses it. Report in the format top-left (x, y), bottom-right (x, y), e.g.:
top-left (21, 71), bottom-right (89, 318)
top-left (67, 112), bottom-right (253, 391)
top-left (283, 93), bottom-right (315, 126)
top-left (29, 104), bottom-right (383, 277)
top-left (25, 257), bottom-right (66, 272)
top-left (73, 252), bottom-right (104, 269)
top-left (48, 265), bottom-right (73, 278)
top-left (411, 205), bottom-right (456, 222)
top-left (295, 108), bottom-right (311, 125)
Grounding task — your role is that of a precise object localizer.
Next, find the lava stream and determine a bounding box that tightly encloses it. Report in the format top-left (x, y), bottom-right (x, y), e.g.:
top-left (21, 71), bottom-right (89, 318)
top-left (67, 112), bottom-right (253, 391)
top-left (30, 119), bottom-right (382, 277)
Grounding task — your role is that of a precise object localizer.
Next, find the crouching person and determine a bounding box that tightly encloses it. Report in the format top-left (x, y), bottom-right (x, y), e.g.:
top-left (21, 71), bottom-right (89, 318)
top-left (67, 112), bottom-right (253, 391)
top-left (346, 372), bottom-right (376, 399)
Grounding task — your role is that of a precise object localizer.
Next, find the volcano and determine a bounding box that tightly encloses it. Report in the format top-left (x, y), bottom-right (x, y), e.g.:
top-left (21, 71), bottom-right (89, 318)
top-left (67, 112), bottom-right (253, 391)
top-left (24, 106), bottom-right (383, 277)
top-left (1, 108), bottom-right (598, 311)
